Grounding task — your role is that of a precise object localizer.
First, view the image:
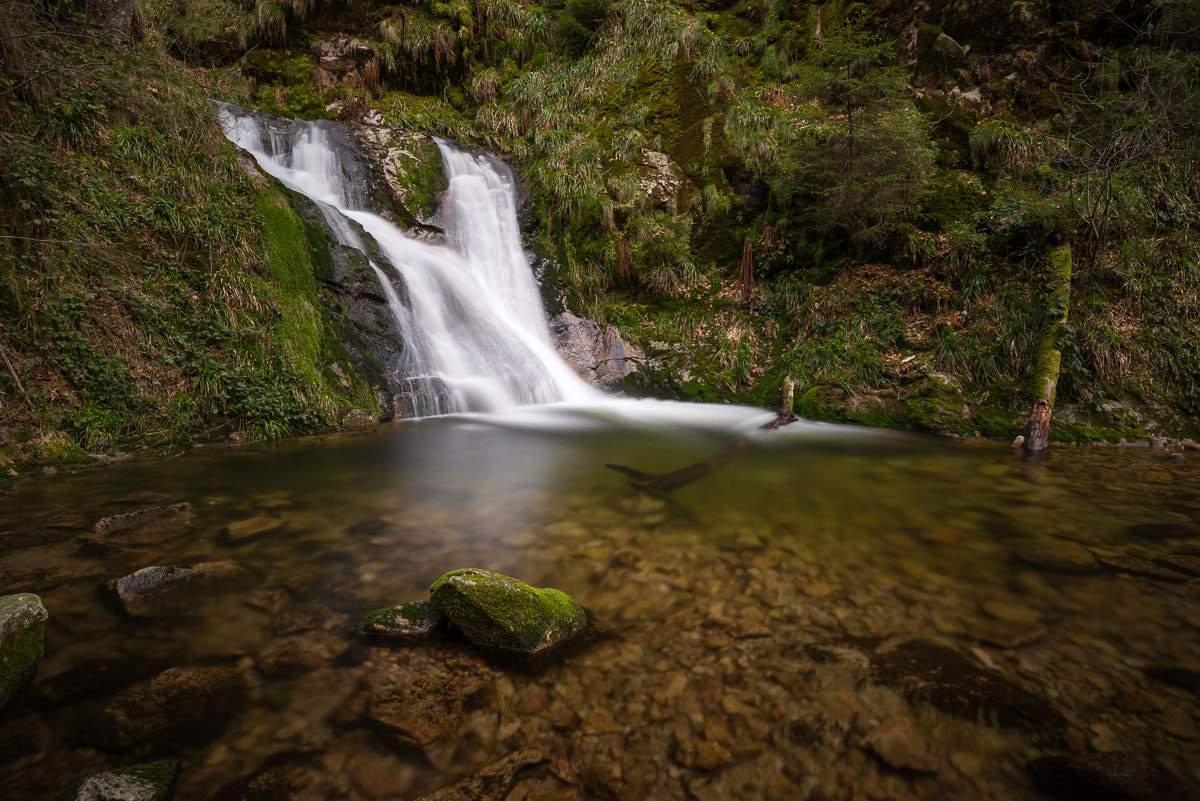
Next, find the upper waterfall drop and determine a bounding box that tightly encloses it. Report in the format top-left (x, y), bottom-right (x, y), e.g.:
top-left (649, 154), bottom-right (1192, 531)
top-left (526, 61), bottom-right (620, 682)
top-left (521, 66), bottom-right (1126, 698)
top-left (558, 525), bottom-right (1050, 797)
top-left (217, 104), bottom-right (601, 417)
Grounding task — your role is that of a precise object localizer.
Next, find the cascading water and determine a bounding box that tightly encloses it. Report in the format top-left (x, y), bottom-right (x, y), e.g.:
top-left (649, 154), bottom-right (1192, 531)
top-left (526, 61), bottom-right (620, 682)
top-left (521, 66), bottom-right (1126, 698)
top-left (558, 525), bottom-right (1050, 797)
top-left (218, 105), bottom-right (598, 417)
top-left (218, 105), bottom-right (778, 433)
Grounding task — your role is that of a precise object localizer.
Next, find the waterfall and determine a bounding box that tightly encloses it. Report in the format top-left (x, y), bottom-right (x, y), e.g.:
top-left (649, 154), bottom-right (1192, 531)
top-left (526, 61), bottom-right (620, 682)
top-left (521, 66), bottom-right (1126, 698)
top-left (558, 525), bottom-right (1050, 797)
top-left (218, 105), bottom-right (778, 434)
top-left (217, 105), bottom-right (599, 417)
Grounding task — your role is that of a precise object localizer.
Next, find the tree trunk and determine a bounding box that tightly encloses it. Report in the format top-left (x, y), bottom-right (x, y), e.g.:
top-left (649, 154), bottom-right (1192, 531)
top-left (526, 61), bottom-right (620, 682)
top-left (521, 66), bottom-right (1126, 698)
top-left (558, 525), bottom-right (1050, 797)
top-left (1024, 244), bottom-right (1072, 452)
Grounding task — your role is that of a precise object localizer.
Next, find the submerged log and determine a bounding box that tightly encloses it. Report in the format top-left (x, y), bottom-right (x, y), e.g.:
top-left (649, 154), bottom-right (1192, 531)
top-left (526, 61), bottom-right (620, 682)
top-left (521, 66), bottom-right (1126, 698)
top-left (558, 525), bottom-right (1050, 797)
top-left (1024, 244), bottom-right (1072, 453)
top-left (607, 408), bottom-right (797, 497)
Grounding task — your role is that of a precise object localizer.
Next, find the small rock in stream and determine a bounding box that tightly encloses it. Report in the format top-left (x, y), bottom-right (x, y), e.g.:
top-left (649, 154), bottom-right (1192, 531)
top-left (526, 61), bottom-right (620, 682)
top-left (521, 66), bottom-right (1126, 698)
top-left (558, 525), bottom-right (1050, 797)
top-left (82, 503), bottom-right (193, 549)
top-left (869, 638), bottom-right (1068, 739)
top-left (1143, 665), bottom-right (1200, 696)
top-left (859, 717), bottom-right (939, 773)
top-left (367, 672), bottom-right (463, 751)
top-left (1028, 752), bottom-right (1193, 801)
top-left (106, 561), bottom-right (251, 617)
top-left (357, 600), bottom-right (446, 639)
top-left (41, 759), bottom-right (180, 801)
top-left (1098, 554), bottom-right (1190, 583)
top-left (1010, 539), bottom-right (1100, 573)
top-left (0, 592), bottom-right (48, 709)
top-left (85, 666), bottom-right (243, 748)
top-left (1154, 554), bottom-right (1200, 577)
top-left (414, 748), bottom-right (545, 801)
top-left (429, 568), bottom-right (588, 655)
top-left (223, 515), bottom-right (287, 544)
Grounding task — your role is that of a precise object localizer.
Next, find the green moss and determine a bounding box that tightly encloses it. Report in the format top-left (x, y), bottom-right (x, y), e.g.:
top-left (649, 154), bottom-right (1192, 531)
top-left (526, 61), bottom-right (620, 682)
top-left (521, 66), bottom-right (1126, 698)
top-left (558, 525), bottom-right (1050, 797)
top-left (429, 568), bottom-right (588, 654)
top-left (357, 600), bottom-right (444, 637)
top-left (1, 593), bottom-right (47, 710)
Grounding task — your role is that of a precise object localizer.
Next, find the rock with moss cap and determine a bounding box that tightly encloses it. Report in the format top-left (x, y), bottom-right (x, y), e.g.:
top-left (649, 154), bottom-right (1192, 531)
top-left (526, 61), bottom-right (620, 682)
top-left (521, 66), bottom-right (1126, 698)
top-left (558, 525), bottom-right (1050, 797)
top-left (429, 569), bottom-right (588, 655)
top-left (358, 600), bottom-right (446, 639)
top-left (1, 592), bottom-right (48, 710)
top-left (40, 759), bottom-right (180, 801)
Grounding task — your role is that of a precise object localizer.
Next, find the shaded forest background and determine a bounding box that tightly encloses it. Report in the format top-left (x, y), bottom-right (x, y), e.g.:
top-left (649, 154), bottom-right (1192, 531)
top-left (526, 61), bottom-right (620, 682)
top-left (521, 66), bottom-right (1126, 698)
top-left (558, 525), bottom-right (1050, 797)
top-left (2, 0), bottom-right (1199, 473)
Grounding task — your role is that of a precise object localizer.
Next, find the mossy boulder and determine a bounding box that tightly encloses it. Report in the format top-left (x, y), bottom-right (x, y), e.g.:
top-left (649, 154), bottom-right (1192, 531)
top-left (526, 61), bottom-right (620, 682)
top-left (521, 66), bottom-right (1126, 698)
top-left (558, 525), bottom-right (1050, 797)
top-left (1, 592), bottom-right (48, 710)
top-left (357, 600), bottom-right (446, 639)
top-left (429, 569), bottom-right (588, 655)
top-left (40, 759), bottom-right (180, 801)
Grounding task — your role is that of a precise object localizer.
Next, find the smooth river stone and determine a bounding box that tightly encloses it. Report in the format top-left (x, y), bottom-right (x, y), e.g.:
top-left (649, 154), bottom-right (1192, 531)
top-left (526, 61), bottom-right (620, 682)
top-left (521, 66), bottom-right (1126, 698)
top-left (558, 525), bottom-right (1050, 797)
top-left (1010, 539), bottom-right (1100, 573)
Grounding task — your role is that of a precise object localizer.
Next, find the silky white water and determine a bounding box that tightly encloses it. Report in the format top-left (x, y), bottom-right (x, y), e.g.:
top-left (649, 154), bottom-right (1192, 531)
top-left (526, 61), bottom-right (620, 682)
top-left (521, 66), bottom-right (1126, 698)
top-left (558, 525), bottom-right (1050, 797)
top-left (216, 105), bottom-right (796, 435)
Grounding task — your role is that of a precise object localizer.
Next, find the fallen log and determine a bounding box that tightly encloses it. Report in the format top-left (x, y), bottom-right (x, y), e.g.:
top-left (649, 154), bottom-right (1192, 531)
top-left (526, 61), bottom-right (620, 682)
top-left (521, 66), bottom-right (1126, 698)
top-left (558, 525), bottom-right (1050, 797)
top-left (606, 407), bottom-right (797, 497)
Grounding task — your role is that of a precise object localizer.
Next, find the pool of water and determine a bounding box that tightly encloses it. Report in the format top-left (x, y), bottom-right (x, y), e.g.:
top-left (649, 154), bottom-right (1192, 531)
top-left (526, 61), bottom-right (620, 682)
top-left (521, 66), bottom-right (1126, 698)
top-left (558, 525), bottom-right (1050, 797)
top-left (2, 414), bottom-right (1198, 800)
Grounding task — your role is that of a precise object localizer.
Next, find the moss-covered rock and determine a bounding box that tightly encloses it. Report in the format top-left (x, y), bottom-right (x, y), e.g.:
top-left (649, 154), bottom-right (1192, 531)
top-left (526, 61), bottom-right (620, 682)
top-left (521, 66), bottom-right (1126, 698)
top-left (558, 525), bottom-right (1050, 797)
top-left (0, 592), bottom-right (47, 710)
top-left (40, 759), bottom-right (180, 801)
top-left (357, 600), bottom-right (446, 638)
top-left (429, 568), bottom-right (588, 654)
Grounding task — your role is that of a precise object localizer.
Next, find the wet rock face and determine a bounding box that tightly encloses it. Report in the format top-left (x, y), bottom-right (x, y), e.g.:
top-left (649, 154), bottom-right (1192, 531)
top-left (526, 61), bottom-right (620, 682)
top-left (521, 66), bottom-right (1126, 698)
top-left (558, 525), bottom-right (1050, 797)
top-left (106, 561), bottom-right (251, 618)
top-left (1028, 752), bottom-right (1192, 801)
top-left (428, 569), bottom-right (588, 655)
top-left (548, 310), bottom-right (642, 389)
top-left (84, 667), bottom-right (243, 748)
top-left (0, 592), bottom-right (47, 709)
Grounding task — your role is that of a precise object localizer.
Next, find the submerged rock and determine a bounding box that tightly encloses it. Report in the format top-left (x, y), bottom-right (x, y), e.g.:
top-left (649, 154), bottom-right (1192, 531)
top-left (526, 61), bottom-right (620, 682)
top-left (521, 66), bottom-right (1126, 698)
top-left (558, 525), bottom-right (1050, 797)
top-left (106, 561), bottom-right (251, 617)
top-left (82, 503), bottom-right (193, 550)
top-left (367, 671), bottom-right (462, 751)
top-left (1010, 539), bottom-right (1100, 573)
top-left (0, 592), bottom-right (47, 709)
top-left (223, 516), bottom-right (287, 544)
top-left (358, 600), bottom-right (446, 639)
top-left (869, 638), bottom-right (1067, 739)
top-left (1028, 752), bottom-right (1192, 801)
top-left (860, 717), bottom-right (939, 773)
top-left (84, 666), bottom-right (243, 748)
top-left (41, 759), bottom-right (180, 801)
top-left (429, 568), bottom-right (588, 654)
top-left (415, 748), bottom-right (544, 801)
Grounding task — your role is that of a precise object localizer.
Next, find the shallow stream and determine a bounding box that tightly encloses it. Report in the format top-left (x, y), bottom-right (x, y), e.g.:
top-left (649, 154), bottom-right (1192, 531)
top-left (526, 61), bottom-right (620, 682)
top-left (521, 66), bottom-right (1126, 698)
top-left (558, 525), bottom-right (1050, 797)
top-left (2, 415), bottom-right (1199, 800)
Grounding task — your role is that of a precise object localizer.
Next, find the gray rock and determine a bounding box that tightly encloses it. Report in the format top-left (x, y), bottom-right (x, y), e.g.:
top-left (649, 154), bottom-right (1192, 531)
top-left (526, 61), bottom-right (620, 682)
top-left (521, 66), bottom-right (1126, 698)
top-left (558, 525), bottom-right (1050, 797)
top-left (341, 408), bottom-right (378, 431)
top-left (41, 759), bottom-right (180, 801)
top-left (0, 592), bottom-right (47, 709)
top-left (85, 0), bottom-right (142, 42)
top-left (82, 503), bottom-right (193, 550)
top-left (548, 310), bottom-right (641, 389)
top-left (934, 32), bottom-right (967, 62)
top-left (84, 667), bottom-right (243, 748)
top-left (106, 561), bottom-right (251, 617)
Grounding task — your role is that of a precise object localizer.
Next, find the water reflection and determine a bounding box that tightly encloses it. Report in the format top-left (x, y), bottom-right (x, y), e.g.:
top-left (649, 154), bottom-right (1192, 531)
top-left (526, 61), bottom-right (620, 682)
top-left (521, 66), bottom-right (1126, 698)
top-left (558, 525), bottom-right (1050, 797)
top-left (1, 420), bottom-right (1198, 800)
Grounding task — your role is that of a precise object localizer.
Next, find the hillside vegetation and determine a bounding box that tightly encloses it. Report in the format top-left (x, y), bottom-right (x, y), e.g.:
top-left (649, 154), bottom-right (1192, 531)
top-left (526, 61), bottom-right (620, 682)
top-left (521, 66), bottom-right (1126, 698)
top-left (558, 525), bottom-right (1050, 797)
top-left (2, 0), bottom-right (1199, 473)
